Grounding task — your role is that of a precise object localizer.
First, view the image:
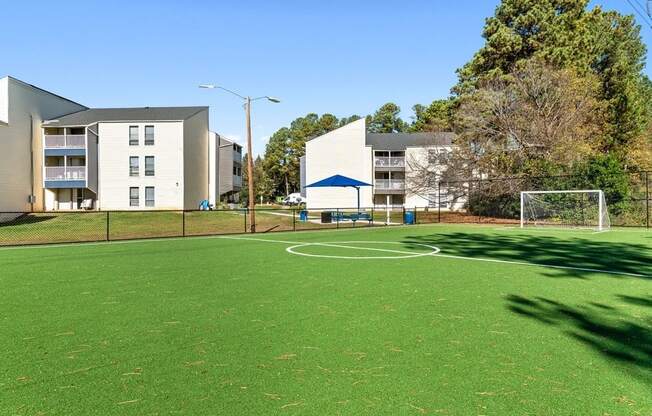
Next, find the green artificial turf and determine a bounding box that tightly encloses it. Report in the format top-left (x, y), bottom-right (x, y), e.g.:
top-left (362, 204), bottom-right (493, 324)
top-left (1, 224), bottom-right (650, 415)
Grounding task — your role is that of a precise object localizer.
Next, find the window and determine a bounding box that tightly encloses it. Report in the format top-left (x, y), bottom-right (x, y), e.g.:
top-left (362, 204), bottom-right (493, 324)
top-left (129, 156), bottom-right (139, 176)
top-left (145, 187), bottom-right (155, 207)
top-left (129, 187), bottom-right (139, 207)
top-left (428, 149), bottom-right (449, 165)
top-left (145, 156), bottom-right (155, 176)
top-left (129, 126), bottom-right (139, 145)
top-left (144, 125), bottom-right (155, 145)
top-left (428, 192), bottom-right (449, 208)
top-left (233, 166), bottom-right (237, 175)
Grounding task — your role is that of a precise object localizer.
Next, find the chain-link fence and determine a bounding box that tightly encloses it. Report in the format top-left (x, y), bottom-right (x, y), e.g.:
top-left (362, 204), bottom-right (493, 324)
top-left (0, 172), bottom-right (649, 246)
top-left (0, 207), bottom-right (411, 247)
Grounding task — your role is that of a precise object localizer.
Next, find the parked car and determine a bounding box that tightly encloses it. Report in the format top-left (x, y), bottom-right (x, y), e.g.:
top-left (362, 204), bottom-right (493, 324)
top-left (283, 193), bottom-right (306, 206)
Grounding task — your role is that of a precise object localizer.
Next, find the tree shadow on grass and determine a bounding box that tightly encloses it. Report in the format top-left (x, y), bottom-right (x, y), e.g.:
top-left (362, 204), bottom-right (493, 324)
top-left (0, 214), bottom-right (57, 227)
top-left (506, 294), bottom-right (652, 384)
top-left (402, 232), bottom-right (652, 279)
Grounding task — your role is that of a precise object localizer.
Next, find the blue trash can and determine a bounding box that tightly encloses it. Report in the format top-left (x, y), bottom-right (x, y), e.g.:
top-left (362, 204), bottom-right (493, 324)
top-left (404, 210), bottom-right (415, 225)
top-left (299, 210), bottom-right (308, 222)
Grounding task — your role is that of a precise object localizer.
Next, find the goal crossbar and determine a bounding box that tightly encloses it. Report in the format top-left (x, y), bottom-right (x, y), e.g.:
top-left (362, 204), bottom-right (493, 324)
top-left (520, 190), bottom-right (609, 231)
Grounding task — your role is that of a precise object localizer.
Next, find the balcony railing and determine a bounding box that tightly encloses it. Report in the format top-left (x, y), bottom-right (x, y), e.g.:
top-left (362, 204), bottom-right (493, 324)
top-left (45, 166), bottom-right (86, 181)
top-left (374, 156), bottom-right (405, 168)
top-left (233, 176), bottom-right (243, 187)
top-left (375, 179), bottom-right (405, 191)
top-left (44, 135), bottom-right (86, 148)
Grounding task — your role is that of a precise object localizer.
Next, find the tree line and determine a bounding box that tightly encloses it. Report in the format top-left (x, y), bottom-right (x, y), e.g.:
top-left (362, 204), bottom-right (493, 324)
top-left (242, 0), bottom-right (652, 205)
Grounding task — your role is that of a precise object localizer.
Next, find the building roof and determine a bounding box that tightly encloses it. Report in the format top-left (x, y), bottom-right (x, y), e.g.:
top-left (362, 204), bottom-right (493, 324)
top-left (43, 106), bottom-right (208, 127)
top-left (366, 132), bottom-right (455, 150)
top-left (5, 76), bottom-right (88, 109)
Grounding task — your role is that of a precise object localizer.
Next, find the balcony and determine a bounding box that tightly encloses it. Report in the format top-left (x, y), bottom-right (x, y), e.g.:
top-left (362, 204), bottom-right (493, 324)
top-left (374, 156), bottom-right (405, 169)
top-left (375, 179), bottom-right (405, 191)
top-left (45, 166), bottom-right (86, 181)
top-left (233, 175), bottom-right (243, 188)
top-left (44, 134), bottom-right (86, 148)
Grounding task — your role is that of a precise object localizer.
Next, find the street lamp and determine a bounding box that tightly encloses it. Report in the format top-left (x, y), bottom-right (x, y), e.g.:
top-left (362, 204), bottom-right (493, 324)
top-left (199, 84), bottom-right (280, 233)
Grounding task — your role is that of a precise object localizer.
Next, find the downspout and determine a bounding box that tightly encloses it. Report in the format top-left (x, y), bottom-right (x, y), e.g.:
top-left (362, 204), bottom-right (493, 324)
top-left (216, 134), bottom-right (221, 206)
top-left (29, 114), bottom-right (35, 212)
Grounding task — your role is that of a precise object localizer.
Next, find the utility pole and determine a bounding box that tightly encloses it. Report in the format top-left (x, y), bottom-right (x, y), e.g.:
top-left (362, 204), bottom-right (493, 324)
top-left (245, 96), bottom-right (256, 232)
top-left (199, 84), bottom-right (280, 233)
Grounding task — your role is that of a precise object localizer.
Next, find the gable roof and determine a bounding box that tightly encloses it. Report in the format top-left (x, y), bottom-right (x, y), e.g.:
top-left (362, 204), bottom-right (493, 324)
top-left (366, 132), bottom-right (455, 150)
top-left (43, 106), bottom-right (208, 127)
top-left (5, 76), bottom-right (87, 109)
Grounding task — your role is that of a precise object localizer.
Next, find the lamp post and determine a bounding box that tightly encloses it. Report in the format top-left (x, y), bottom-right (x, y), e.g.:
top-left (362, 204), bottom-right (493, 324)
top-left (199, 84), bottom-right (280, 233)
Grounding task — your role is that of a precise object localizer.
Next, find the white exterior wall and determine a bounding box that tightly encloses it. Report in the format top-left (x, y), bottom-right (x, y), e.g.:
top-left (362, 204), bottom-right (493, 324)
top-left (208, 131), bottom-right (219, 206)
top-left (97, 122), bottom-right (184, 210)
top-left (305, 119), bottom-right (373, 209)
top-left (0, 77), bottom-right (8, 125)
top-left (0, 77), bottom-right (86, 212)
top-left (405, 145), bottom-right (465, 209)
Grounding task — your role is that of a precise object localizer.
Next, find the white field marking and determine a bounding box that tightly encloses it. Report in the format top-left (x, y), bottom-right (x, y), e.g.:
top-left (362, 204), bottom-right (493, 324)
top-left (285, 241), bottom-right (440, 260)
top-left (219, 236), bottom-right (648, 277)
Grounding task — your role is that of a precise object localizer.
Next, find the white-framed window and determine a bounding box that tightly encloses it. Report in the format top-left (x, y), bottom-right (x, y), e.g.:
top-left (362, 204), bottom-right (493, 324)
top-left (428, 149), bottom-right (449, 165)
top-left (144, 125), bottom-right (155, 145)
top-left (145, 187), bottom-right (155, 207)
top-left (129, 156), bottom-right (139, 176)
top-left (428, 192), bottom-right (449, 208)
top-left (129, 187), bottom-right (139, 207)
top-left (129, 126), bottom-right (139, 146)
top-left (145, 156), bottom-right (155, 176)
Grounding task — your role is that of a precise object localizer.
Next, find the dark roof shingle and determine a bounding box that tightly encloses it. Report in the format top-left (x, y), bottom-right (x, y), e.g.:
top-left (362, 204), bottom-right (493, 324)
top-left (43, 106), bottom-right (208, 127)
top-left (366, 132), bottom-right (455, 150)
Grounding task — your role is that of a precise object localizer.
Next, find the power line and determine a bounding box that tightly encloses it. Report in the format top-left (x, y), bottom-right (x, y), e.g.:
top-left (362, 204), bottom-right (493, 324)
top-left (624, 0), bottom-right (652, 29)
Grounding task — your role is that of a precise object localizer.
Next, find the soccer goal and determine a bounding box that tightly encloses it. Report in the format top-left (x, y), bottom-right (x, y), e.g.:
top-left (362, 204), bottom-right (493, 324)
top-left (520, 190), bottom-right (610, 231)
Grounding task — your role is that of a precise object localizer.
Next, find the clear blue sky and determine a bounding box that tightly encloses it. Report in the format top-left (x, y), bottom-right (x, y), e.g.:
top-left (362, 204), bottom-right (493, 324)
top-left (3, 0), bottom-right (650, 155)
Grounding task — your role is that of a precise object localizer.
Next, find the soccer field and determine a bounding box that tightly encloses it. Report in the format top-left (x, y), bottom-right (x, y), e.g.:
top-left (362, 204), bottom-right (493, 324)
top-left (1, 224), bottom-right (651, 415)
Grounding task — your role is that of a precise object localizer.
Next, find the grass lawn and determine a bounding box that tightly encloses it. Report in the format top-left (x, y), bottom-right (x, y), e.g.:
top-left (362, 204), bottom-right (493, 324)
top-left (1, 224), bottom-right (650, 415)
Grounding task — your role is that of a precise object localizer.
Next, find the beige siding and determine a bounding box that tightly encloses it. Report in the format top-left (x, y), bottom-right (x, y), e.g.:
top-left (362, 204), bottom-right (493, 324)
top-left (305, 118), bottom-right (373, 209)
top-left (0, 77), bottom-right (86, 212)
top-left (98, 121), bottom-right (185, 210)
top-left (182, 109), bottom-right (209, 209)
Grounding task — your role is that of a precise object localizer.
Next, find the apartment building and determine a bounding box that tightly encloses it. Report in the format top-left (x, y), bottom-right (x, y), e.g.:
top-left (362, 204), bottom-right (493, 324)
top-left (0, 75), bottom-right (231, 212)
top-left (0, 76), bottom-right (87, 212)
top-left (208, 132), bottom-right (243, 205)
top-left (302, 118), bottom-right (460, 209)
top-left (42, 107), bottom-right (209, 210)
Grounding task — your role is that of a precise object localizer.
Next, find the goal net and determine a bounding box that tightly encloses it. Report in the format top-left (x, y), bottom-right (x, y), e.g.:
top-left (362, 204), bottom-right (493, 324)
top-left (520, 190), bottom-right (610, 231)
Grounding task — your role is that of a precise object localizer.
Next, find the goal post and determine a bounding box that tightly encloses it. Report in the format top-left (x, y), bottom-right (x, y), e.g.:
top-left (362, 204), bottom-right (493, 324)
top-left (520, 190), bottom-right (610, 231)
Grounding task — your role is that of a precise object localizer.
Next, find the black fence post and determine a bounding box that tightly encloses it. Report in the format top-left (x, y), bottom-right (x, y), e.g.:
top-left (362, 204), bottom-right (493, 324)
top-left (438, 182), bottom-right (441, 223)
top-left (182, 210), bottom-right (186, 237)
top-left (414, 207), bottom-right (417, 225)
top-left (371, 207), bottom-right (375, 227)
top-left (244, 208), bottom-right (248, 233)
top-left (106, 211), bottom-right (110, 241)
top-left (293, 208), bottom-right (296, 231)
top-left (402, 206), bottom-right (406, 225)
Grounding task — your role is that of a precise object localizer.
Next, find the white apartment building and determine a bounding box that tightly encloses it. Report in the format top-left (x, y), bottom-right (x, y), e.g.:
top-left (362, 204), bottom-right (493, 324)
top-left (1, 76), bottom-right (236, 213)
top-left (208, 132), bottom-right (243, 205)
top-left (42, 107), bottom-right (209, 210)
top-left (0, 76), bottom-right (87, 212)
top-left (302, 118), bottom-right (461, 210)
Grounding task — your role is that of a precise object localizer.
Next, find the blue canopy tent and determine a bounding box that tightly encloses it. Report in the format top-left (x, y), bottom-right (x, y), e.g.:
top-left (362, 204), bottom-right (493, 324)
top-left (304, 174), bottom-right (372, 213)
